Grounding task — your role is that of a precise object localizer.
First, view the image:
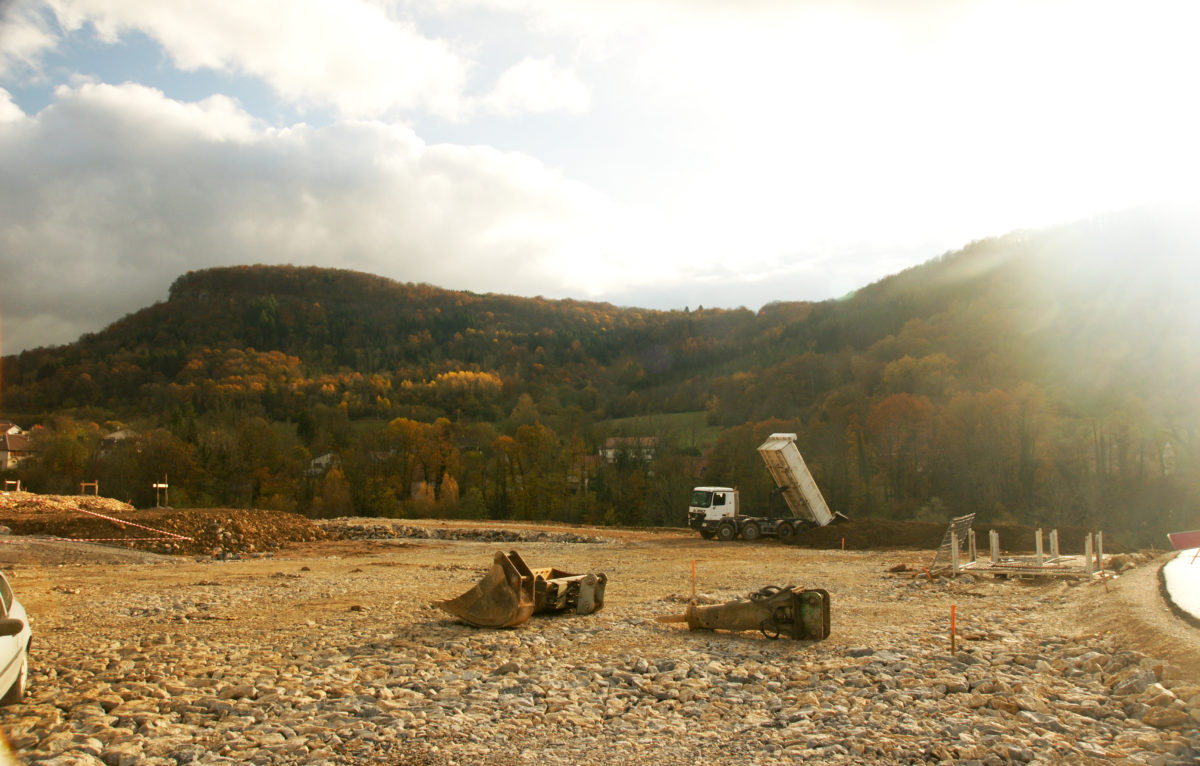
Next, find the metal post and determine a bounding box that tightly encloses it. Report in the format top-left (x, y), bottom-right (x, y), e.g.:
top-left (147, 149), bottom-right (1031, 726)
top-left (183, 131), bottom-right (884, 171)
top-left (1085, 533), bottom-right (1094, 575)
top-left (1036, 529), bottom-right (1043, 567)
top-left (968, 529), bottom-right (977, 564)
top-left (950, 531), bottom-right (960, 573)
top-left (152, 476), bottom-right (170, 507)
top-left (990, 529), bottom-right (999, 564)
top-left (1050, 529), bottom-right (1059, 559)
top-left (1097, 531), bottom-right (1103, 571)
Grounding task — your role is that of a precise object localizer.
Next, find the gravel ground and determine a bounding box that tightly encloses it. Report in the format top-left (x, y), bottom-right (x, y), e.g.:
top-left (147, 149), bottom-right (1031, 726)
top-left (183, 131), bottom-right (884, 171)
top-left (0, 521), bottom-right (1197, 765)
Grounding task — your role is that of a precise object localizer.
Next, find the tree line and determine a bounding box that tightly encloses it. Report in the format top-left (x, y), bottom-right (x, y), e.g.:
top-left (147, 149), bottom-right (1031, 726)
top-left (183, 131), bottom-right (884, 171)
top-left (3, 212), bottom-right (1198, 546)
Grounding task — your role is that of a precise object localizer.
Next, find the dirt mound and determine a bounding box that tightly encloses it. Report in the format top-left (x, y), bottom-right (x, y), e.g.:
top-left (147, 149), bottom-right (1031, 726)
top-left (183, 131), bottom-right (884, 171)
top-left (789, 517), bottom-right (1124, 553)
top-left (0, 492), bottom-right (327, 556)
top-left (790, 518), bottom-right (945, 550)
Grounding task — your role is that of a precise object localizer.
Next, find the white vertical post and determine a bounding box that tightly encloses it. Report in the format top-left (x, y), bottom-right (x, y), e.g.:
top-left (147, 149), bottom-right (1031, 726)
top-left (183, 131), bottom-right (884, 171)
top-left (990, 529), bottom-right (999, 564)
top-left (968, 528), bottom-right (977, 564)
top-left (1036, 529), bottom-right (1044, 567)
top-left (1097, 531), bottom-right (1104, 571)
top-left (1050, 529), bottom-right (1059, 559)
top-left (1085, 533), bottom-right (1094, 575)
top-left (950, 530), bottom-right (960, 573)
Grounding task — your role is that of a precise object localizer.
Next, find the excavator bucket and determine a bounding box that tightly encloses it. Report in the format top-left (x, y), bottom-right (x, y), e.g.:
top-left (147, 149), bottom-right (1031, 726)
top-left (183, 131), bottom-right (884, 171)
top-left (433, 550), bottom-right (536, 628)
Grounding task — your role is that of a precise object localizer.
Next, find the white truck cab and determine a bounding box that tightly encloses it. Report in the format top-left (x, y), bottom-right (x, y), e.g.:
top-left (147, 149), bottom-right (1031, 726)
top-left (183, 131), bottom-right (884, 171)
top-left (688, 487), bottom-right (740, 537)
top-left (691, 489), bottom-right (734, 518)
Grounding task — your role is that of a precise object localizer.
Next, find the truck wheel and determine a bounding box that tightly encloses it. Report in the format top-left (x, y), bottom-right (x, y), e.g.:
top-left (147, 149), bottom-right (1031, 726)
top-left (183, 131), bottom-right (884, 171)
top-left (776, 523), bottom-right (795, 541)
top-left (699, 530), bottom-right (715, 540)
top-left (716, 523), bottom-right (736, 541)
top-left (741, 522), bottom-right (761, 541)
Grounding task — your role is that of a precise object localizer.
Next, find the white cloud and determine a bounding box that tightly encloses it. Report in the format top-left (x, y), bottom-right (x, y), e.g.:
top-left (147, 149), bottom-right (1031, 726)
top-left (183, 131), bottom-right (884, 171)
top-left (6, 0), bottom-right (1199, 354)
top-left (8, 0), bottom-right (601, 120)
top-left (548, 0), bottom-right (1200, 258)
top-left (0, 89), bottom-right (24, 122)
top-left (485, 57), bottom-right (589, 116)
top-left (41, 0), bottom-right (474, 119)
top-left (0, 0), bottom-right (61, 77)
top-left (0, 83), bottom-right (644, 352)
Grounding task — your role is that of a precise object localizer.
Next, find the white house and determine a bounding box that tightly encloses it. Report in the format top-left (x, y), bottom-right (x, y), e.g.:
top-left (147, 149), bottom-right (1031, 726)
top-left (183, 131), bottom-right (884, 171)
top-left (600, 437), bottom-right (658, 464)
top-left (0, 432), bottom-right (33, 470)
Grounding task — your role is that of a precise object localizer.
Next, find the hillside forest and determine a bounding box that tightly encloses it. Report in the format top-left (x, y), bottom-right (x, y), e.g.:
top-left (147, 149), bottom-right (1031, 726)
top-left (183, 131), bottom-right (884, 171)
top-left (2, 210), bottom-right (1198, 547)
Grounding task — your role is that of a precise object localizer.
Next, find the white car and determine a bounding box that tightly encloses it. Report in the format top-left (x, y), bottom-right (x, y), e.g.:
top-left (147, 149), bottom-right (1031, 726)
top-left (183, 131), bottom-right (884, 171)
top-left (0, 572), bottom-right (30, 704)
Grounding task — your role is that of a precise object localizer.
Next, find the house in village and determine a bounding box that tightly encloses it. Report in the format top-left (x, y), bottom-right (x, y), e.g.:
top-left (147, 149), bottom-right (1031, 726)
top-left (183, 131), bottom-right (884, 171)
top-left (102, 429), bottom-right (139, 448)
top-left (308, 452), bottom-right (341, 476)
top-left (0, 422), bottom-right (33, 470)
top-left (600, 436), bottom-right (658, 464)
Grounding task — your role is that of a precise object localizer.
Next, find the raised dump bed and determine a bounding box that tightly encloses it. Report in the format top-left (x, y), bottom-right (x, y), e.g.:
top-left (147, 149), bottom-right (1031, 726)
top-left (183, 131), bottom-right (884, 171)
top-left (757, 433), bottom-right (834, 527)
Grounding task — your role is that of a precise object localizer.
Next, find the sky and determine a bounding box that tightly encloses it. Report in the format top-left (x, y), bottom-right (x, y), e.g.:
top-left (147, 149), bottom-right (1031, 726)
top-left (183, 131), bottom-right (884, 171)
top-left (1, 0), bottom-right (1199, 355)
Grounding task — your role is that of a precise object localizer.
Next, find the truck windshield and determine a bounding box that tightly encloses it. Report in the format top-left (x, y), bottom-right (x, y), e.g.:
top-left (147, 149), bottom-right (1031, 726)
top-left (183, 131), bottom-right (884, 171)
top-left (690, 490), bottom-right (712, 508)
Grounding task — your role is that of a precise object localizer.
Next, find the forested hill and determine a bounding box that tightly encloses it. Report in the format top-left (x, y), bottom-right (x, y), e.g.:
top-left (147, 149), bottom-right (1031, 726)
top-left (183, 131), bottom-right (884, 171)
top-left (5, 264), bottom-right (767, 420)
top-left (2, 208), bottom-right (1197, 545)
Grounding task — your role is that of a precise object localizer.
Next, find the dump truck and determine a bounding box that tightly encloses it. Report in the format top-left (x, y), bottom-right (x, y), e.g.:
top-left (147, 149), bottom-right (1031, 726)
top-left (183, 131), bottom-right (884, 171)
top-left (688, 432), bottom-right (838, 541)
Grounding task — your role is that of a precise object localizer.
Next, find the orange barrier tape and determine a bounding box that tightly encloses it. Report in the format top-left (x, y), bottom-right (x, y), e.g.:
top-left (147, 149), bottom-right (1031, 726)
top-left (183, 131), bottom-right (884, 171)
top-left (63, 507), bottom-right (194, 541)
top-left (0, 536), bottom-right (189, 544)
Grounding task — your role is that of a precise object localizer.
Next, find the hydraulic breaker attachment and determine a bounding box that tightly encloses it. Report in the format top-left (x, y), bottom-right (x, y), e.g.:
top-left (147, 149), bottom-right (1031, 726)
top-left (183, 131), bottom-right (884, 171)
top-left (658, 584), bottom-right (830, 640)
top-left (433, 550), bottom-right (536, 628)
top-left (530, 568), bottom-right (607, 615)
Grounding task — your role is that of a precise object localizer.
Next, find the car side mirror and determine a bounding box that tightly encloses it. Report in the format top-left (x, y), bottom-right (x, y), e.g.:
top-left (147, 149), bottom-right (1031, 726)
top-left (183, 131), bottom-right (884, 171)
top-left (0, 618), bottom-right (24, 637)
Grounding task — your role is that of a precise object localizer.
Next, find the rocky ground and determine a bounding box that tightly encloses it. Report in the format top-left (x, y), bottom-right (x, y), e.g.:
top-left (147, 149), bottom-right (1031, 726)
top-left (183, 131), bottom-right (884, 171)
top-left (0, 507), bottom-right (1195, 766)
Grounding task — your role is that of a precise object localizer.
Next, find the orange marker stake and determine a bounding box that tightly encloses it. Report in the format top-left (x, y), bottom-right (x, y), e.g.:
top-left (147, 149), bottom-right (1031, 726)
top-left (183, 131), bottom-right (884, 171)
top-left (690, 559), bottom-right (696, 602)
top-left (841, 537), bottom-right (845, 550)
top-left (951, 605), bottom-right (957, 655)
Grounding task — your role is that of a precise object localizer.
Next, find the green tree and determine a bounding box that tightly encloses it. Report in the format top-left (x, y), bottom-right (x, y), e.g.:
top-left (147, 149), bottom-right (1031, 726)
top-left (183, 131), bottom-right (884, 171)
top-left (24, 418), bottom-right (101, 494)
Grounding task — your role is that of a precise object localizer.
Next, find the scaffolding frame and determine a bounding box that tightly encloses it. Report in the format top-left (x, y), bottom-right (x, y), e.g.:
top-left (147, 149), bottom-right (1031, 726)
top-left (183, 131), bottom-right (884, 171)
top-left (933, 521), bottom-right (1106, 579)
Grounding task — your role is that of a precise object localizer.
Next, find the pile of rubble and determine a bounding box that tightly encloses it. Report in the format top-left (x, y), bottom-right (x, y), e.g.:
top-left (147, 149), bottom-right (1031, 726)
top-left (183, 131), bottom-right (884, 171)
top-left (0, 491), bottom-right (136, 519)
top-left (318, 518), bottom-right (611, 545)
top-left (0, 492), bottom-right (616, 558)
top-left (0, 492), bottom-right (327, 556)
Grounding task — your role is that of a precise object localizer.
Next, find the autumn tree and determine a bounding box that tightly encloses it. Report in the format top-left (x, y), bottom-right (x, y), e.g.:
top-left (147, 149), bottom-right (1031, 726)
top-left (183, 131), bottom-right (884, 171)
top-left (20, 418), bottom-right (102, 494)
top-left (866, 393), bottom-right (934, 515)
